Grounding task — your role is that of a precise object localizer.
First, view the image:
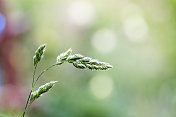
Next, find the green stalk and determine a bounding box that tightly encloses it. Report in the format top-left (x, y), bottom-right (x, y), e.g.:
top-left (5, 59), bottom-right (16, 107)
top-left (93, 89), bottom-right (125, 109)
top-left (33, 64), bottom-right (57, 87)
top-left (21, 65), bottom-right (37, 117)
top-left (21, 64), bottom-right (57, 117)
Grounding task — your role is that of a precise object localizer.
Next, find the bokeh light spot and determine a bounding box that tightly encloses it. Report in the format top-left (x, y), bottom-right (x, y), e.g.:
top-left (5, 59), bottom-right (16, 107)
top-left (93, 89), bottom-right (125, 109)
top-left (123, 14), bottom-right (148, 42)
top-left (89, 74), bottom-right (114, 99)
top-left (91, 28), bottom-right (117, 53)
top-left (66, 0), bottom-right (95, 27)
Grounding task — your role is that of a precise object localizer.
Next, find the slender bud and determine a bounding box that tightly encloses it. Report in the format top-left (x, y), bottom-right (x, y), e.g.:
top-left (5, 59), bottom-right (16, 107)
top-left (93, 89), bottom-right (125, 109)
top-left (69, 55), bottom-right (113, 70)
top-left (29, 81), bottom-right (57, 104)
top-left (33, 44), bottom-right (46, 67)
top-left (56, 48), bottom-right (113, 70)
top-left (56, 48), bottom-right (72, 65)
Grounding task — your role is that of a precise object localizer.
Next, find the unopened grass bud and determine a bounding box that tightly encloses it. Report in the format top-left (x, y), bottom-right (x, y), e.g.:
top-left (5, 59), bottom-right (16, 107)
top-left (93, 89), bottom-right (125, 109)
top-left (29, 81), bottom-right (57, 104)
top-left (33, 44), bottom-right (46, 67)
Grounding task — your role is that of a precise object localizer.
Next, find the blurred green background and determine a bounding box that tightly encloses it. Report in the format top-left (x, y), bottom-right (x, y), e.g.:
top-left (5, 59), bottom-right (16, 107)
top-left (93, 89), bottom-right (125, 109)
top-left (1, 0), bottom-right (176, 117)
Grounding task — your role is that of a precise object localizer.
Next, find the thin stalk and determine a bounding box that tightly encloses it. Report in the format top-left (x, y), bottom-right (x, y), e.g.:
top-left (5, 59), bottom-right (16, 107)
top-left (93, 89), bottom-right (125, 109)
top-left (21, 65), bottom-right (37, 117)
top-left (33, 64), bottom-right (57, 87)
top-left (21, 90), bottom-right (32, 117)
top-left (32, 65), bottom-right (37, 87)
top-left (21, 63), bottom-right (57, 117)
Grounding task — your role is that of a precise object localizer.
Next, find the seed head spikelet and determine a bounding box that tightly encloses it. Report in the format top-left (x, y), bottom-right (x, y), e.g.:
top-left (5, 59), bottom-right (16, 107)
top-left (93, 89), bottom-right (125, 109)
top-left (66, 53), bottom-right (113, 70)
top-left (73, 61), bottom-right (87, 69)
top-left (55, 49), bottom-right (113, 70)
top-left (56, 48), bottom-right (72, 65)
top-left (67, 54), bottom-right (84, 63)
top-left (33, 44), bottom-right (46, 67)
top-left (29, 81), bottom-right (57, 104)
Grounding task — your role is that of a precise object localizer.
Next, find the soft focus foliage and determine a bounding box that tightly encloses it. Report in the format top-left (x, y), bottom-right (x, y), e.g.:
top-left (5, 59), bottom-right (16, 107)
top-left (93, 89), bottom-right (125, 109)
top-left (1, 0), bottom-right (176, 117)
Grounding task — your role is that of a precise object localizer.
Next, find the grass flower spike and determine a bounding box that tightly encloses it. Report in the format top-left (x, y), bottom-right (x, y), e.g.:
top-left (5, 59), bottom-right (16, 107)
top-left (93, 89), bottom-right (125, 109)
top-left (29, 81), bottom-right (57, 104)
top-left (56, 50), bottom-right (113, 70)
top-left (67, 54), bottom-right (113, 70)
top-left (33, 44), bottom-right (46, 67)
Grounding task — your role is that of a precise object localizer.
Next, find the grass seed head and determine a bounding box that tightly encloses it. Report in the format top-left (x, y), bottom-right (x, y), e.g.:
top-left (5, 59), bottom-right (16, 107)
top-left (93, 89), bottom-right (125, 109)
top-left (33, 44), bottom-right (46, 67)
top-left (29, 81), bottom-right (57, 104)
